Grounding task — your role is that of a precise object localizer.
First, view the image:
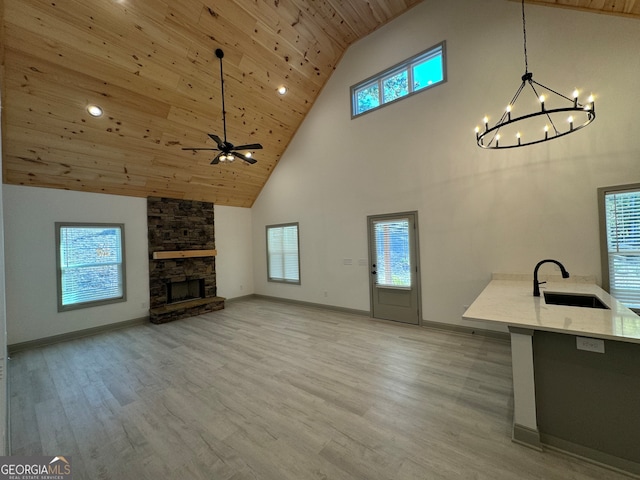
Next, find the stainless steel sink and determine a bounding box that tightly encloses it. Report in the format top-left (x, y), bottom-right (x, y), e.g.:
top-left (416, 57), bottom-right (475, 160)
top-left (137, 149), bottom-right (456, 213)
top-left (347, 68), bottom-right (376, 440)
top-left (543, 291), bottom-right (609, 309)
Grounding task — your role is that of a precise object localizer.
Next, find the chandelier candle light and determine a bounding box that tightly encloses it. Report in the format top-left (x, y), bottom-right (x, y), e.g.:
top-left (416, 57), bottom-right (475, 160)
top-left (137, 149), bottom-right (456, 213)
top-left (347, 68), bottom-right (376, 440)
top-left (475, 0), bottom-right (596, 149)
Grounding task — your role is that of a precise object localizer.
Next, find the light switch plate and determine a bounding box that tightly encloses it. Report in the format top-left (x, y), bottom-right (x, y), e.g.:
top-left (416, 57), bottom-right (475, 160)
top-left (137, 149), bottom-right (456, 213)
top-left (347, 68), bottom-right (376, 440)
top-left (576, 336), bottom-right (605, 354)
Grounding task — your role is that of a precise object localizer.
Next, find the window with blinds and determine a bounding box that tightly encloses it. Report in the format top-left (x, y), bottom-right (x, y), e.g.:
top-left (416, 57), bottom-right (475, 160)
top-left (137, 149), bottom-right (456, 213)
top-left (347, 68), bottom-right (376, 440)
top-left (266, 223), bottom-right (300, 284)
top-left (373, 219), bottom-right (411, 288)
top-left (56, 223), bottom-right (126, 311)
top-left (599, 185), bottom-right (640, 312)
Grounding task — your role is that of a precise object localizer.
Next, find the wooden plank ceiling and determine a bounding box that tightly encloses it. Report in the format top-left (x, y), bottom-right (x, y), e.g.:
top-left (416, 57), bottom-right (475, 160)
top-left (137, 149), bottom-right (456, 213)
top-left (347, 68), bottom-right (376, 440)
top-left (1, 0), bottom-right (638, 207)
top-left (517, 0), bottom-right (640, 18)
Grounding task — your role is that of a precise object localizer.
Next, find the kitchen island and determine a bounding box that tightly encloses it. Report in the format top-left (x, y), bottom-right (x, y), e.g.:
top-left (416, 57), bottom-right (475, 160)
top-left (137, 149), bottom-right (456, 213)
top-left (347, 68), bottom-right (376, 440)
top-left (463, 275), bottom-right (640, 476)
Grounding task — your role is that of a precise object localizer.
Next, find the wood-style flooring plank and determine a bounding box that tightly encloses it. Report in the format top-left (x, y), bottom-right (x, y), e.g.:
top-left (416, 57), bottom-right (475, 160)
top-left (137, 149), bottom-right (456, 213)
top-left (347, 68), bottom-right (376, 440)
top-left (9, 298), bottom-right (631, 479)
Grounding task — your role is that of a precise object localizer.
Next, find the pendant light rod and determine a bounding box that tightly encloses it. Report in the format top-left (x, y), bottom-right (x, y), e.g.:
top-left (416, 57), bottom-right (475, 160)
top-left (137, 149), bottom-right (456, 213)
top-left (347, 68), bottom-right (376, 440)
top-left (215, 48), bottom-right (227, 143)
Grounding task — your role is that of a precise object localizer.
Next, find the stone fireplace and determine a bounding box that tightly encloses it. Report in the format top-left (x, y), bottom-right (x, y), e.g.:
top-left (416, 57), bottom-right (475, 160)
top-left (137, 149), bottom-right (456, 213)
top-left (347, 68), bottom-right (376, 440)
top-left (147, 197), bottom-right (224, 324)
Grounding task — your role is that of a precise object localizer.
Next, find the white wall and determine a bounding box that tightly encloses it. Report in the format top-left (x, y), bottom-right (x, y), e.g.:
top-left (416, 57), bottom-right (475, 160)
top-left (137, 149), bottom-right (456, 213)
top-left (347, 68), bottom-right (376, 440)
top-left (3, 186), bottom-right (150, 345)
top-left (251, 0), bottom-right (640, 330)
top-left (2, 187), bottom-right (256, 344)
top-left (215, 205), bottom-right (254, 299)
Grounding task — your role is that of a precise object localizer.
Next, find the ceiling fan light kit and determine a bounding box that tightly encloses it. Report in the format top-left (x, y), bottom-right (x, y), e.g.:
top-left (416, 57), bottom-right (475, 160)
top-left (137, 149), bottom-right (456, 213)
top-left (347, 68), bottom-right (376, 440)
top-left (182, 48), bottom-right (263, 165)
top-left (475, 0), bottom-right (595, 150)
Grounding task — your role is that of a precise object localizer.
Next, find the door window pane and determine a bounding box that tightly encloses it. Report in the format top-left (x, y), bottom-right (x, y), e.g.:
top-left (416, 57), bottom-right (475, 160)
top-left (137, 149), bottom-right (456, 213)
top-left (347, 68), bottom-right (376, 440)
top-left (374, 219), bottom-right (411, 288)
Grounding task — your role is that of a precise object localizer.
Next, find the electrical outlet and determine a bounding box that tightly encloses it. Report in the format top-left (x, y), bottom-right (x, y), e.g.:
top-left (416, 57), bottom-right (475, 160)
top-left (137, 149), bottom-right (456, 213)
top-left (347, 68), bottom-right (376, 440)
top-left (576, 336), bottom-right (605, 354)
top-left (324, 291), bottom-right (328, 297)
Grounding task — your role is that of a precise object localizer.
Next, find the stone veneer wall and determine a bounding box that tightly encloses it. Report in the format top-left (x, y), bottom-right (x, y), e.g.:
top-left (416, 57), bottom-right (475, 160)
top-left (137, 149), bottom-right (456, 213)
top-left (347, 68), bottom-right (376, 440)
top-left (147, 197), bottom-right (224, 323)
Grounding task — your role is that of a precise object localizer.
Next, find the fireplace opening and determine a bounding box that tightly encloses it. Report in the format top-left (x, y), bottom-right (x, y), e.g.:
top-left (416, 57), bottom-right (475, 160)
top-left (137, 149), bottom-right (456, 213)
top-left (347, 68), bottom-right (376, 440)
top-left (167, 279), bottom-right (205, 304)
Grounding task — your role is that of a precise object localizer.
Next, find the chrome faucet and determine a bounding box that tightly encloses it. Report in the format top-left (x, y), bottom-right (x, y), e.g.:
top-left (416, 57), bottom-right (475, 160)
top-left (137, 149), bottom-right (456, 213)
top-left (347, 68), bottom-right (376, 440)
top-left (533, 259), bottom-right (570, 296)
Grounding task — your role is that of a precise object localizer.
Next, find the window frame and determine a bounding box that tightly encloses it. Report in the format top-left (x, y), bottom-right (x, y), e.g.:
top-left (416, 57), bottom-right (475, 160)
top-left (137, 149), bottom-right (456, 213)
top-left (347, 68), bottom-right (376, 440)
top-left (598, 183), bottom-right (640, 314)
top-left (266, 222), bottom-right (301, 285)
top-left (350, 41), bottom-right (447, 118)
top-left (55, 222), bottom-right (127, 312)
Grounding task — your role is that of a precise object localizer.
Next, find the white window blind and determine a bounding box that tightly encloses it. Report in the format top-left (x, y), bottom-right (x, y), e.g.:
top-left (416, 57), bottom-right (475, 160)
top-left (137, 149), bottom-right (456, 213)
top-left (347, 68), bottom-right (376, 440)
top-left (57, 223), bottom-right (126, 311)
top-left (266, 223), bottom-right (300, 284)
top-left (373, 219), bottom-right (411, 288)
top-left (604, 189), bottom-right (640, 310)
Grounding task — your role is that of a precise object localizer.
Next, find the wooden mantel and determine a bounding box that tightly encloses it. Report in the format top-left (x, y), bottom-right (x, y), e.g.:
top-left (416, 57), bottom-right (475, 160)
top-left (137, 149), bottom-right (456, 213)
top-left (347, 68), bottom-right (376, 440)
top-left (152, 249), bottom-right (217, 260)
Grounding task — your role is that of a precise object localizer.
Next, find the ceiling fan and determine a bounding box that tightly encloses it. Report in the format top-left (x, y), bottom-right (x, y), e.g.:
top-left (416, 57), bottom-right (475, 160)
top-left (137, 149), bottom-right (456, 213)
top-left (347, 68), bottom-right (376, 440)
top-left (182, 48), bottom-right (262, 165)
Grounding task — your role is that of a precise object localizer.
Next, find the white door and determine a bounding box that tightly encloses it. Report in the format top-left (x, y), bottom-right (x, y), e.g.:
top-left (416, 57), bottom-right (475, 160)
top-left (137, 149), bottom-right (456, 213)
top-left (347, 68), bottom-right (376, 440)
top-left (368, 212), bottom-right (421, 325)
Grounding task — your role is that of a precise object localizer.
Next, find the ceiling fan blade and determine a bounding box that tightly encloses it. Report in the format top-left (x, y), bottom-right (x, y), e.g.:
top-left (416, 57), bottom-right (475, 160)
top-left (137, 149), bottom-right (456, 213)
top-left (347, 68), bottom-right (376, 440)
top-left (210, 152), bottom-right (224, 165)
top-left (232, 143), bottom-right (263, 150)
top-left (208, 134), bottom-right (225, 149)
top-left (232, 151), bottom-right (257, 164)
top-left (182, 147), bottom-right (220, 151)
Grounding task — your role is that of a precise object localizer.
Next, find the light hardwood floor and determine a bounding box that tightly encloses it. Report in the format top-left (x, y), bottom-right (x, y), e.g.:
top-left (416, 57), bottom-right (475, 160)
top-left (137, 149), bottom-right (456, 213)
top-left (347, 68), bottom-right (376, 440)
top-left (9, 299), bottom-right (630, 479)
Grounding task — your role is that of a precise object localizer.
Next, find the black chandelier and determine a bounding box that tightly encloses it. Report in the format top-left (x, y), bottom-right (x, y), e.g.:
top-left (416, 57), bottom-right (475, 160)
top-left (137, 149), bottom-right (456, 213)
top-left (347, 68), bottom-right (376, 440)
top-left (476, 0), bottom-right (595, 149)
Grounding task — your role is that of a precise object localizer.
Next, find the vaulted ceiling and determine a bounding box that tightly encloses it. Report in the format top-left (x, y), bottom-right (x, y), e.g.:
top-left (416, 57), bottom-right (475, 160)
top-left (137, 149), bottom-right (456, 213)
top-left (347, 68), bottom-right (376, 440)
top-left (1, 0), bottom-right (639, 207)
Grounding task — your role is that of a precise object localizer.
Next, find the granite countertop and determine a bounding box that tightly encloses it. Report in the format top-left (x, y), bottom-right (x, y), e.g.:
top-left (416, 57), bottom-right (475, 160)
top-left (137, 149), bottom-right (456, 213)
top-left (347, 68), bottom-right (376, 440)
top-left (463, 275), bottom-right (640, 344)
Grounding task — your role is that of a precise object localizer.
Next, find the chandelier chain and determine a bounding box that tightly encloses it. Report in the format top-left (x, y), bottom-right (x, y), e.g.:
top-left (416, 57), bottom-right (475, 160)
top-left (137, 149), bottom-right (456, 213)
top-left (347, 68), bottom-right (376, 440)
top-left (522, 0), bottom-right (528, 74)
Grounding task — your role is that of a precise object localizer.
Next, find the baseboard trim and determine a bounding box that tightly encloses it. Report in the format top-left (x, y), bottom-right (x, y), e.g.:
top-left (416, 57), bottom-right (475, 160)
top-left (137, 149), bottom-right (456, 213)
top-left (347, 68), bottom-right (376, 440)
top-left (512, 423), bottom-right (542, 451)
top-left (7, 300), bottom-right (508, 354)
top-left (422, 318), bottom-right (510, 342)
top-left (224, 294), bottom-right (257, 304)
top-left (541, 433), bottom-right (640, 479)
top-left (251, 294), bottom-right (370, 317)
top-left (8, 316), bottom-right (149, 354)
top-left (247, 295), bottom-right (509, 340)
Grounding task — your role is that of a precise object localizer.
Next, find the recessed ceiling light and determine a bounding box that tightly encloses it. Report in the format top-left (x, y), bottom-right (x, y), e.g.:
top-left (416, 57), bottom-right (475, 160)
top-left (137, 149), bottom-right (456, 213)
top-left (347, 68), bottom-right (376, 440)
top-left (87, 105), bottom-right (103, 117)
top-left (277, 86), bottom-right (287, 95)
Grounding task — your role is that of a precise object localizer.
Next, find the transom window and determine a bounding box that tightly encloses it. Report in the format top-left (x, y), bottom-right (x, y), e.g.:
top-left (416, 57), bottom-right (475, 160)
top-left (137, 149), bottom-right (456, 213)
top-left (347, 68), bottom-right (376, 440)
top-left (56, 223), bottom-right (126, 311)
top-left (351, 41), bottom-right (446, 118)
